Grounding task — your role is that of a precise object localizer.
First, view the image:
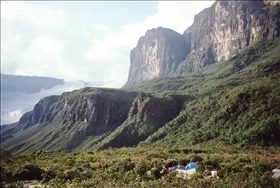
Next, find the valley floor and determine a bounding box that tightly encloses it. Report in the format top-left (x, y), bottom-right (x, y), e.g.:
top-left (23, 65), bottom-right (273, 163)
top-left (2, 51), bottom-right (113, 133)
top-left (1, 146), bottom-right (280, 187)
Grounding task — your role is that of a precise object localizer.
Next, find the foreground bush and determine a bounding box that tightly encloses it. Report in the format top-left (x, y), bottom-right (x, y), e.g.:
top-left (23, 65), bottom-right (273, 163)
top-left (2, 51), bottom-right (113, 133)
top-left (1, 147), bottom-right (280, 187)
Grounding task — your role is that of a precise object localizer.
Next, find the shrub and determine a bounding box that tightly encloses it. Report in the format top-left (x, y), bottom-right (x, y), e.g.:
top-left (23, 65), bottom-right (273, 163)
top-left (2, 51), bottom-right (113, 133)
top-left (41, 169), bottom-right (56, 183)
top-left (150, 167), bottom-right (161, 179)
top-left (234, 157), bottom-right (251, 163)
top-left (190, 155), bottom-right (204, 163)
top-left (134, 160), bottom-right (148, 175)
top-left (110, 158), bottom-right (135, 173)
top-left (13, 164), bottom-right (44, 181)
top-left (0, 150), bottom-right (12, 160)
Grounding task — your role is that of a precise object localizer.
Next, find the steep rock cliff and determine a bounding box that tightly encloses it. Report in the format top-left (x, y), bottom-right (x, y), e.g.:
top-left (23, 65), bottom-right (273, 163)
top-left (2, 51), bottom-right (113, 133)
top-left (124, 1), bottom-right (280, 86)
top-left (0, 87), bottom-right (183, 153)
top-left (97, 93), bottom-right (183, 149)
top-left (53, 88), bottom-right (139, 136)
top-left (123, 27), bottom-right (190, 87)
top-left (22, 95), bottom-right (60, 129)
top-left (176, 1), bottom-right (280, 73)
top-left (0, 88), bottom-right (138, 151)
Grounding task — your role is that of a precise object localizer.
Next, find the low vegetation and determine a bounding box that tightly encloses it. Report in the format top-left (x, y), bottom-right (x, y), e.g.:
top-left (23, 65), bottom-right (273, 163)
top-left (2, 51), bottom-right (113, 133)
top-left (143, 73), bottom-right (280, 147)
top-left (1, 146), bottom-right (280, 188)
top-left (1, 35), bottom-right (280, 187)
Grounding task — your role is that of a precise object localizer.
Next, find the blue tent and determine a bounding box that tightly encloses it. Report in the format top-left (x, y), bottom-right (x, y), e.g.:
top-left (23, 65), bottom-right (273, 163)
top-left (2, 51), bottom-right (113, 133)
top-left (185, 162), bottom-right (198, 170)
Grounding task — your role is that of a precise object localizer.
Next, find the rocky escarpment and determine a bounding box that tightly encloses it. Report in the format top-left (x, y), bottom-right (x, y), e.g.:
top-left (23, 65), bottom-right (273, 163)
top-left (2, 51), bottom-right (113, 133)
top-left (176, 1), bottom-right (280, 73)
top-left (0, 95), bottom-right (60, 140)
top-left (1, 88), bottom-right (138, 138)
top-left (124, 1), bottom-right (280, 86)
top-left (53, 88), bottom-right (139, 136)
top-left (97, 93), bottom-right (183, 149)
top-left (2, 37), bottom-right (280, 154)
top-left (20, 95), bottom-right (60, 129)
top-left (0, 87), bottom-right (183, 153)
top-left (2, 0), bottom-right (280, 155)
top-left (123, 27), bottom-right (190, 87)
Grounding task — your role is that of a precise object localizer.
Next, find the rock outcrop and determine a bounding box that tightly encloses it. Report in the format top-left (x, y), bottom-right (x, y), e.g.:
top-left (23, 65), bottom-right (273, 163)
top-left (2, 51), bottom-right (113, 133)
top-left (124, 1), bottom-right (280, 86)
top-left (20, 95), bottom-right (60, 130)
top-left (1, 0), bottom-right (280, 154)
top-left (97, 93), bottom-right (182, 149)
top-left (123, 27), bottom-right (190, 87)
top-left (0, 87), bottom-right (182, 153)
top-left (176, 1), bottom-right (280, 73)
top-left (53, 88), bottom-right (139, 136)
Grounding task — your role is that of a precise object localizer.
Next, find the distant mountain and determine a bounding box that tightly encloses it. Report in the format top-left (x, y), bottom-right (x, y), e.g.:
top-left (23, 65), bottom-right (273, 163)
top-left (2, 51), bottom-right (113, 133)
top-left (1, 37), bottom-right (280, 154)
top-left (122, 27), bottom-right (190, 87)
top-left (1, 74), bottom-right (91, 125)
top-left (1, 0), bottom-right (280, 155)
top-left (1, 74), bottom-right (64, 94)
top-left (124, 1), bottom-right (279, 87)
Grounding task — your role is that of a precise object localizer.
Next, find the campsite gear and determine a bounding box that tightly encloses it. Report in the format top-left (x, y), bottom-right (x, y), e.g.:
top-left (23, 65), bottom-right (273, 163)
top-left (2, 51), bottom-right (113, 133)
top-left (176, 168), bottom-right (196, 179)
top-left (204, 170), bottom-right (219, 179)
top-left (161, 167), bottom-right (169, 175)
top-left (272, 168), bottom-right (280, 178)
top-left (169, 164), bottom-right (185, 171)
top-left (211, 170), bottom-right (218, 179)
top-left (185, 162), bottom-right (198, 170)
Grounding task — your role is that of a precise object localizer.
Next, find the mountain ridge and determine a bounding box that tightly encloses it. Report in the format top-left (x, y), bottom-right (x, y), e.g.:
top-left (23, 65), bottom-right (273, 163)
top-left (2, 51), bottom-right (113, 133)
top-left (124, 1), bottom-right (280, 87)
top-left (1, 73), bottom-right (64, 94)
top-left (1, 73), bottom-right (93, 125)
top-left (1, 1), bottom-right (280, 155)
top-left (2, 37), bottom-right (280, 154)
top-left (123, 27), bottom-right (190, 87)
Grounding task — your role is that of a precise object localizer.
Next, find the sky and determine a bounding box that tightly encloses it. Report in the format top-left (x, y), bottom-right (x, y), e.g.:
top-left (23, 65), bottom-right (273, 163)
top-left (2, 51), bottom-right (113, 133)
top-left (1, 80), bottom-right (90, 124)
top-left (1, 1), bottom-right (215, 89)
top-left (1, 1), bottom-right (215, 124)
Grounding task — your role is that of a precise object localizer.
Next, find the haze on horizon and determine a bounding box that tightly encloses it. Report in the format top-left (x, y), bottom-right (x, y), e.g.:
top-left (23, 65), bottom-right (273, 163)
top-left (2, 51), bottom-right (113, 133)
top-left (1, 1), bottom-right (215, 88)
top-left (1, 1), bottom-right (215, 125)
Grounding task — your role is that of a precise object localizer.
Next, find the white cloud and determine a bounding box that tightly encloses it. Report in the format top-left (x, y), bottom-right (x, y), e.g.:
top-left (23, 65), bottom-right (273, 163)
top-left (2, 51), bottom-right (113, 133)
top-left (1, 109), bottom-right (23, 125)
top-left (139, 1), bottom-right (215, 34)
top-left (1, 1), bottom-right (216, 124)
top-left (33, 35), bottom-right (64, 54)
top-left (2, 1), bottom-right (66, 27)
top-left (1, 80), bottom-right (93, 125)
top-left (1, 1), bottom-right (215, 89)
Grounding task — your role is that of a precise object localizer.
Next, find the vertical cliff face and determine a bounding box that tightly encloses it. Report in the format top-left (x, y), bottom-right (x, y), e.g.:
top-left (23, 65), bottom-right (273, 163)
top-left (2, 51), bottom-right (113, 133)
top-left (176, 1), bottom-right (280, 73)
top-left (19, 95), bottom-right (60, 130)
top-left (124, 1), bottom-right (280, 86)
top-left (53, 89), bottom-right (138, 136)
top-left (264, 0), bottom-right (280, 5)
top-left (3, 88), bottom-right (138, 138)
top-left (1, 87), bottom-right (184, 152)
top-left (97, 93), bottom-right (182, 149)
top-left (123, 27), bottom-right (190, 87)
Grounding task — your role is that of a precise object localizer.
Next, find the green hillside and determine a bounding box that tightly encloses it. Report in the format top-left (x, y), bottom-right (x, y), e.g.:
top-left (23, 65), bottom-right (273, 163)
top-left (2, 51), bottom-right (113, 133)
top-left (115, 38), bottom-right (280, 148)
top-left (1, 146), bottom-right (280, 187)
top-left (144, 75), bottom-right (280, 147)
top-left (1, 38), bottom-right (280, 155)
top-left (1, 1), bottom-right (280, 187)
top-left (126, 38), bottom-right (280, 97)
top-left (1, 22), bottom-right (280, 188)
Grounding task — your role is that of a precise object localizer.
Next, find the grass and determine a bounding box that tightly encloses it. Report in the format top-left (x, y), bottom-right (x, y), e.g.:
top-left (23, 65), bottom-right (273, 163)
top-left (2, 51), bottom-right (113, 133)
top-left (143, 73), bottom-right (280, 147)
top-left (1, 146), bottom-right (280, 187)
top-left (1, 37), bottom-right (280, 155)
top-left (1, 3), bottom-right (280, 187)
top-left (1, 23), bottom-right (280, 188)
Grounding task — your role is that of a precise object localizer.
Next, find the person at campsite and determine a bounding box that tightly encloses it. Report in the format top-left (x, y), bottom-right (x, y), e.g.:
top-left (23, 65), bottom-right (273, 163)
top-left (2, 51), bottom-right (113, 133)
top-left (160, 166), bottom-right (169, 175)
